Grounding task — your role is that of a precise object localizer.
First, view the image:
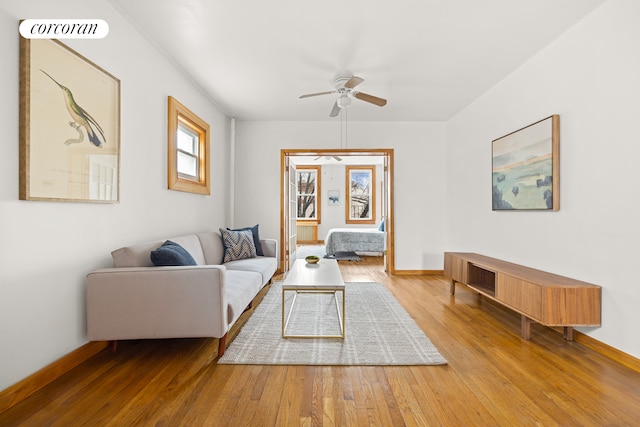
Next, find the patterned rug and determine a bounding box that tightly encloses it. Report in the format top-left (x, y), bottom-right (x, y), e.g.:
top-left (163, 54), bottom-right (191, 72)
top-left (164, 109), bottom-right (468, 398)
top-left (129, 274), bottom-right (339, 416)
top-left (218, 282), bottom-right (447, 366)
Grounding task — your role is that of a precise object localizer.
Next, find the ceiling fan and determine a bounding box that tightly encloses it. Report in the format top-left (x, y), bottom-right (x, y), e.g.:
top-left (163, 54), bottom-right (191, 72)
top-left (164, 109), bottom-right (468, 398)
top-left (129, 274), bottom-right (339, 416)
top-left (300, 76), bottom-right (387, 117)
top-left (314, 155), bottom-right (342, 161)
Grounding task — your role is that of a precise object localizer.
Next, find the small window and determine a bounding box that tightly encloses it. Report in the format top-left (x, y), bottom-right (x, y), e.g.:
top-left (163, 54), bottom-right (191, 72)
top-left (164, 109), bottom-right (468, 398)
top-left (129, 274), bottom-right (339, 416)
top-left (296, 166), bottom-right (321, 221)
top-left (168, 96), bottom-right (210, 195)
top-left (346, 165), bottom-right (375, 224)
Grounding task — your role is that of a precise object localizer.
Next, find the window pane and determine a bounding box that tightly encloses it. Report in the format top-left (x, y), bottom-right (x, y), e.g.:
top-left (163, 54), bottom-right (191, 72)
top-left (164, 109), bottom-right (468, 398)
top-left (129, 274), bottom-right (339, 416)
top-left (297, 195), bottom-right (316, 219)
top-left (177, 124), bottom-right (198, 155)
top-left (350, 197), bottom-right (370, 219)
top-left (346, 166), bottom-right (375, 223)
top-left (177, 151), bottom-right (198, 178)
top-left (297, 171), bottom-right (316, 194)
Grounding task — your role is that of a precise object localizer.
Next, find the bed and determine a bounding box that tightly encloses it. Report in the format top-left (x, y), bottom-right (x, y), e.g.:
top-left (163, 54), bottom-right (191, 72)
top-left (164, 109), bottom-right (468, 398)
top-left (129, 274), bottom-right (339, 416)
top-left (324, 228), bottom-right (385, 256)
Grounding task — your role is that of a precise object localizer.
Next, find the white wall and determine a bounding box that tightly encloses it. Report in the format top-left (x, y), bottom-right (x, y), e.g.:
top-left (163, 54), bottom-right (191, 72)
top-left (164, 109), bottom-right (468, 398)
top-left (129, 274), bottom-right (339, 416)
top-left (234, 121), bottom-right (447, 270)
top-left (445, 0), bottom-right (640, 358)
top-left (0, 0), bottom-right (229, 391)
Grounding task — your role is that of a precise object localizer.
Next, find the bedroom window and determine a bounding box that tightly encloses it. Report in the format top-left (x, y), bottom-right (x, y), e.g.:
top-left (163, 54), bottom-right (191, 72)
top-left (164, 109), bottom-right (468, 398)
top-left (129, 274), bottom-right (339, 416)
top-left (296, 166), bottom-right (321, 221)
top-left (167, 96), bottom-right (210, 195)
top-left (346, 165), bottom-right (376, 224)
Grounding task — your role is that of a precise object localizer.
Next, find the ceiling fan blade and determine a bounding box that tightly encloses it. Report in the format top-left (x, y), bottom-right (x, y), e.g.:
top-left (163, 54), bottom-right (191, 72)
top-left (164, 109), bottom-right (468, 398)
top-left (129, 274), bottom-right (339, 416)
top-left (354, 92), bottom-right (387, 107)
top-left (299, 91), bottom-right (334, 99)
top-left (329, 100), bottom-right (340, 117)
top-left (345, 76), bottom-right (364, 89)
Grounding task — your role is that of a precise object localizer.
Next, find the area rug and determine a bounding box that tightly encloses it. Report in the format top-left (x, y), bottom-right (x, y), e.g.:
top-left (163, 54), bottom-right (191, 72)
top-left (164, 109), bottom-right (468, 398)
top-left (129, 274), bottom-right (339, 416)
top-left (218, 282), bottom-right (447, 366)
top-left (324, 251), bottom-right (361, 261)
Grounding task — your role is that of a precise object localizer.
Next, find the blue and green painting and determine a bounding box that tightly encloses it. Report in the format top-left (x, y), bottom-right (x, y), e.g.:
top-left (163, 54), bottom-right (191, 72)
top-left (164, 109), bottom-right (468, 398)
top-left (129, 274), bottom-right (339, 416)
top-left (492, 119), bottom-right (554, 210)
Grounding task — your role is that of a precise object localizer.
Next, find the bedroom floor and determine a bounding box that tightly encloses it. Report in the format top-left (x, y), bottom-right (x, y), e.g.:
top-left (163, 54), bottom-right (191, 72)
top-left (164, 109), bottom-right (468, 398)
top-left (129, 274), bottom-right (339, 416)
top-left (295, 244), bottom-right (326, 259)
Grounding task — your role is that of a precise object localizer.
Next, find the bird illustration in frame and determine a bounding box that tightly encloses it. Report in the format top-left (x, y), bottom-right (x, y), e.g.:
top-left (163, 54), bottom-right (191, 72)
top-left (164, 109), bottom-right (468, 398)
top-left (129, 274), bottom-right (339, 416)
top-left (40, 69), bottom-right (106, 148)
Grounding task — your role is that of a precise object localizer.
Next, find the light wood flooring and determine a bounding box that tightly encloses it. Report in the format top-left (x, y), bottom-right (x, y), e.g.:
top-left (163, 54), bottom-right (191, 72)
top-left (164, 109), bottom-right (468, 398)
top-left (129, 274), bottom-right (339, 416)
top-left (2, 256), bottom-right (640, 426)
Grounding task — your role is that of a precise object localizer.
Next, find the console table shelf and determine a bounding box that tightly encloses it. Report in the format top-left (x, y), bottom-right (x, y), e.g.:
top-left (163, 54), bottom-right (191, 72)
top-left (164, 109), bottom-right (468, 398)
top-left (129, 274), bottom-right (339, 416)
top-left (444, 252), bottom-right (601, 341)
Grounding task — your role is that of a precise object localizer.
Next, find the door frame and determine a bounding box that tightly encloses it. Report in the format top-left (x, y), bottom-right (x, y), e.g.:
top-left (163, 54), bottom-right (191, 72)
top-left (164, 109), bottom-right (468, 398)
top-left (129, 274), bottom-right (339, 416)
top-left (280, 148), bottom-right (395, 274)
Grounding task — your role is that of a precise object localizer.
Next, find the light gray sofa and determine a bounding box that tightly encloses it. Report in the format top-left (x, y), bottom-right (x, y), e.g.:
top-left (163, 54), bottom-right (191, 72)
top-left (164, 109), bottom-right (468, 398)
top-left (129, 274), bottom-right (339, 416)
top-left (86, 230), bottom-right (278, 356)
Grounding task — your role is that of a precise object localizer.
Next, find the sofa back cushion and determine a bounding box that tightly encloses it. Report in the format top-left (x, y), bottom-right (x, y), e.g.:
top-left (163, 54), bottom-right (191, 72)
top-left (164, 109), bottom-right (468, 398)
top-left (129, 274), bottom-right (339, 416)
top-left (197, 231), bottom-right (225, 265)
top-left (112, 234), bottom-right (206, 267)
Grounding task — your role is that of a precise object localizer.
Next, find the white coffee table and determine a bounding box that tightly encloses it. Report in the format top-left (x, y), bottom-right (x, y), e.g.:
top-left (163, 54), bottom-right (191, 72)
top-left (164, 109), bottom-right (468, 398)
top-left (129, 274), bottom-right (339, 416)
top-left (282, 258), bottom-right (345, 338)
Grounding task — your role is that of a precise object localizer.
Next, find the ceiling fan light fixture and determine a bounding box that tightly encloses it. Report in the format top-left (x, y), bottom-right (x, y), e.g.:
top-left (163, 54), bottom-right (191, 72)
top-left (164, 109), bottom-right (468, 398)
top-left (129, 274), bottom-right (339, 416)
top-left (299, 75), bottom-right (387, 117)
top-left (336, 94), bottom-right (351, 109)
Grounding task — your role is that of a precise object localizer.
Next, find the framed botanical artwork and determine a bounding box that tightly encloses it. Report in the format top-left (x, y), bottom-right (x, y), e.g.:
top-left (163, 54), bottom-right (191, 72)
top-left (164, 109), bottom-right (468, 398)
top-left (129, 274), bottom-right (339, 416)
top-left (492, 115), bottom-right (559, 211)
top-left (346, 165), bottom-right (376, 224)
top-left (19, 37), bottom-right (120, 202)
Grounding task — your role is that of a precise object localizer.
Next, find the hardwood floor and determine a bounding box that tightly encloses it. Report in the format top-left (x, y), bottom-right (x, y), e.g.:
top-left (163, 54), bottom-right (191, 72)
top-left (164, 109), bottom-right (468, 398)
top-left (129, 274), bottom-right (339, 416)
top-left (2, 256), bottom-right (640, 426)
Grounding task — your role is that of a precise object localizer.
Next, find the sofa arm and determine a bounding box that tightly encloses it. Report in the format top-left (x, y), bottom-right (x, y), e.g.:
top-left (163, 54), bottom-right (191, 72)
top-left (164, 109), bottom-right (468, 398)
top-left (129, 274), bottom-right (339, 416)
top-left (260, 238), bottom-right (278, 258)
top-left (86, 265), bottom-right (228, 341)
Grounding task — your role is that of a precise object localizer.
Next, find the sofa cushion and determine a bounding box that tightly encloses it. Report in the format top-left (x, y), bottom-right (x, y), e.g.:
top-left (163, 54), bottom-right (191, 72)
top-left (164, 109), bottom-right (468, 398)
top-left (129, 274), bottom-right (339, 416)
top-left (228, 224), bottom-right (263, 256)
top-left (150, 240), bottom-right (197, 266)
top-left (224, 256), bottom-right (277, 287)
top-left (219, 228), bottom-right (256, 263)
top-left (225, 270), bottom-right (262, 327)
top-left (197, 231), bottom-right (225, 265)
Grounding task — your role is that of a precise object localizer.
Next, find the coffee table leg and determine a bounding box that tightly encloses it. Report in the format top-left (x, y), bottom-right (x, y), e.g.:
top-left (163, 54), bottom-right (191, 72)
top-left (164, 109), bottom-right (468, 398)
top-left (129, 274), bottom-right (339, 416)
top-left (282, 289), bottom-right (299, 337)
top-left (283, 288), bottom-right (345, 339)
top-left (337, 289), bottom-right (345, 338)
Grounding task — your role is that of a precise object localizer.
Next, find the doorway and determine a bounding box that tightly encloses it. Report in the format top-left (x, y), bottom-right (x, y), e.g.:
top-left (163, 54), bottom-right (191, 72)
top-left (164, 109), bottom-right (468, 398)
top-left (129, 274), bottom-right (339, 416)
top-left (280, 148), bottom-right (395, 274)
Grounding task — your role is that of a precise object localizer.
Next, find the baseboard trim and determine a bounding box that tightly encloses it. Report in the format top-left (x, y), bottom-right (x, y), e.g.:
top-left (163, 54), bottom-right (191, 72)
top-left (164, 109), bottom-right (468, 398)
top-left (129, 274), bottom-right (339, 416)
top-left (0, 340), bottom-right (109, 414)
top-left (569, 330), bottom-right (640, 373)
top-left (393, 269), bottom-right (444, 276)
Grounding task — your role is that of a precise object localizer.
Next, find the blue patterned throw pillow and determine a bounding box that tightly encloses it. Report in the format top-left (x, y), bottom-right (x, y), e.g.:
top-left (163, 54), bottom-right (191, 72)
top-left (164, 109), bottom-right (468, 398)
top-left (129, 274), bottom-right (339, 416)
top-left (150, 240), bottom-right (197, 266)
top-left (219, 228), bottom-right (257, 263)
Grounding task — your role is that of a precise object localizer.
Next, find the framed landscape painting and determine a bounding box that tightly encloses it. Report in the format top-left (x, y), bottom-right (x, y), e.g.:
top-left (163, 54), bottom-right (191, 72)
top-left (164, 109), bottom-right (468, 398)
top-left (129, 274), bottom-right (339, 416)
top-left (19, 37), bottom-right (120, 202)
top-left (492, 115), bottom-right (559, 211)
top-left (328, 190), bottom-right (340, 206)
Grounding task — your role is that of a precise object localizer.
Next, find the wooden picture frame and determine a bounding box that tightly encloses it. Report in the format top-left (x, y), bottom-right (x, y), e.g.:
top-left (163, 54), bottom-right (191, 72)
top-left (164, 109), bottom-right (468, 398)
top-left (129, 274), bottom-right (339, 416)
top-left (19, 37), bottom-right (120, 202)
top-left (346, 165), bottom-right (376, 224)
top-left (492, 115), bottom-right (559, 211)
top-left (19, 37), bottom-right (120, 203)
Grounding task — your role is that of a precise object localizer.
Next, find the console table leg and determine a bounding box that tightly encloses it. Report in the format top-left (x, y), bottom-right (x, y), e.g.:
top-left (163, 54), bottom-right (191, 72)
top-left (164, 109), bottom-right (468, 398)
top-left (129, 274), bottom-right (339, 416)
top-left (521, 316), bottom-right (531, 340)
top-left (450, 279), bottom-right (456, 295)
top-left (563, 327), bottom-right (574, 341)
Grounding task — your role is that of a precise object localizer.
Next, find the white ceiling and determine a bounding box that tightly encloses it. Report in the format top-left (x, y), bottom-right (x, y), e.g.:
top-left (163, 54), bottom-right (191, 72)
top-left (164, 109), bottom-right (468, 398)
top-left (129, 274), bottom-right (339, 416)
top-left (109, 0), bottom-right (606, 121)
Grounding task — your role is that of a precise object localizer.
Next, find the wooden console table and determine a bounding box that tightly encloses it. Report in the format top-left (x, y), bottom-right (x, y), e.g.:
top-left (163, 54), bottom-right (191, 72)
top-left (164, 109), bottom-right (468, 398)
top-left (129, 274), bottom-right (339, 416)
top-left (444, 252), bottom-right (601, 341)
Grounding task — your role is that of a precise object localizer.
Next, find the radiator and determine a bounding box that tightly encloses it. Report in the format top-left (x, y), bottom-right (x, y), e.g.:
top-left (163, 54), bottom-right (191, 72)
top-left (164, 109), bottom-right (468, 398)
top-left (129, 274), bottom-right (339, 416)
top-left (296, 222), bottom-right (317, 242)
